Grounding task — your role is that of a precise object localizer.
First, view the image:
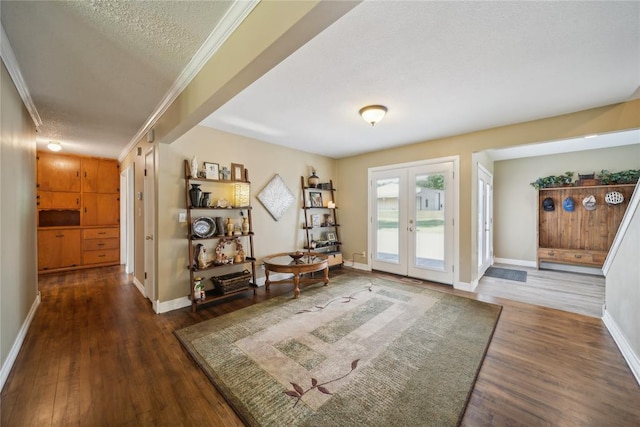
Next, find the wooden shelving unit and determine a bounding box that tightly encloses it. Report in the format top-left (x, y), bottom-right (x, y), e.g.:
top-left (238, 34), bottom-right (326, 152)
top-left (184, 160), bottom-right (256, 311)
top-left (300, 176), bottom-right (343, 267)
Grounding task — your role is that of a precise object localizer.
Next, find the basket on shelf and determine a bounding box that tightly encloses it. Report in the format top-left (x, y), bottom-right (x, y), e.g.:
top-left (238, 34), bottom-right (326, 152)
top-left (210, 270), bottom-right (252, 295)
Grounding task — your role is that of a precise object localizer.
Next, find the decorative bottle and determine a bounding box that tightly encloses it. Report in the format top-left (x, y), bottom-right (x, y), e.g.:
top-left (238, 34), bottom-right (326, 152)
top-left (200, 192), bottom-right (211, 207)
top-left (189, 184), bottom-right (202, 208)
top-left (226, 218), bottom-right (233, 236)
top-left (241, 217), bottom-right (249, 235)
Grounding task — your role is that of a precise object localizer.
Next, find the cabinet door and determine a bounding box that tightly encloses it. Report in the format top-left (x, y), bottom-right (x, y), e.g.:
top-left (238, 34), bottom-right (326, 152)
top-left (37, 191), bottom-right (80, 209)
top-left (82, 158), bottom-right (119, 193)
top-left (38, 229), bottom-right (81, 270)
top-left (37, 152), bottom-right (81, 192)
top-left (83, 193), bottom-right (120, 225)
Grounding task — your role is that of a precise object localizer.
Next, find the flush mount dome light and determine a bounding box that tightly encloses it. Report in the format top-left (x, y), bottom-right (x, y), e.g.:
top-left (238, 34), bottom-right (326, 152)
top-left (359, 105), bottom-right (387, 126)
top-left (47, 141), bottom-right (62, 152)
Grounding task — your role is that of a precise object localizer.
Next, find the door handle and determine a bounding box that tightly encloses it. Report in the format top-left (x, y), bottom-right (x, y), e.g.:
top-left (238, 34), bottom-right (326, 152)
top-left (145, 235), bottom-right (153, 240)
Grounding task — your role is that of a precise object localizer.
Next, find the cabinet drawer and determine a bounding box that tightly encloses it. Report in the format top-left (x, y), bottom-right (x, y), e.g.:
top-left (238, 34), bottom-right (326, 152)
top-left (560, 251), bottom-right (594, 264)
top-left (83, 238), bottom-right (119, 251)
top-left (83, 249), bottom-right (119, 265)
top-left (537, 248), bottom-right (561, 261)
top-left (83, 227), bottom-right (119, 239)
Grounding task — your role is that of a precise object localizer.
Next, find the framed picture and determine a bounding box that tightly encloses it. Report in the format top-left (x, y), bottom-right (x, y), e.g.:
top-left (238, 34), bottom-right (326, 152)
top-left (204, 162), bottom-right (219, 180)
top-left (311, 214), bottom-right (321, 227)
top-left (326, 232), bottom-right (336, 242)
top-left (231, 163), bottom-right (244, 181)
top-left (309, 191), bottom-right (323, 207)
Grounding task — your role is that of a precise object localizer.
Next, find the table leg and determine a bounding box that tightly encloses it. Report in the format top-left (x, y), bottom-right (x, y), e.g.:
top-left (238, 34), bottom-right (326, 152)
top-left (293, 273), bottom-right (300, 298)
top-left (265, 268), bottom-right (271, 293)
top-left (323, 267), bottom-right (329, 286)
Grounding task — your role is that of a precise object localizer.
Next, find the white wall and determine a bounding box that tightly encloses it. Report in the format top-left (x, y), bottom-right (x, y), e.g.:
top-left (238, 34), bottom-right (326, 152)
top-left (0, 60), bottom-right (38, 388)
top-left (493, 144), bottom-right (640, 263)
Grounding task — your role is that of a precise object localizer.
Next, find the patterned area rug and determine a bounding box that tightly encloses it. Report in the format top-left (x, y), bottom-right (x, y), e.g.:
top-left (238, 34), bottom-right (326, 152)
top-left (484, 266), bottom-right (528, 283)
top-left (175, 273), bottom-right (501, 426)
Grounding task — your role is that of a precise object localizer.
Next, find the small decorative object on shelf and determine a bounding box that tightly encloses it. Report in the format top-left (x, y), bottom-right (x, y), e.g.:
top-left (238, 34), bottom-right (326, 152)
top-left (220, 166), bottom-right (231, 180)
top-left (183, 159), bottom-right (256, 311)
top-left (308, 167), bottom-right (320, 188)
top-left (190, 156), bottom-right (199, 178)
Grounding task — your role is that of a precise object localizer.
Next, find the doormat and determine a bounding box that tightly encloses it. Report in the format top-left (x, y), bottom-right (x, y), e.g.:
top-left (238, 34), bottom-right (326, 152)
top-left (175, 273), bottom-right (502, 426)
top-left (484, 267), bottom-right (527, 283)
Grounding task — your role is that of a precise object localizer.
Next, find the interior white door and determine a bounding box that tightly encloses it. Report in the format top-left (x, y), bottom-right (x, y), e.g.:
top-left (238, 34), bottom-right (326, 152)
top-left (477, 165), bottom-right (493, 277)
top-left (144, 149), bottom-right (156, 301)
top-left (370, 161), bottom-right (454, 284)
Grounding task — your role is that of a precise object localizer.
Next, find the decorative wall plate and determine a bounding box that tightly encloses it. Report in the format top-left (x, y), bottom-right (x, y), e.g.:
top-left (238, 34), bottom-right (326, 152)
top-left (192, 216), bottom-right (216, 238)
top-left (257, 174), bottom-right (295, 221)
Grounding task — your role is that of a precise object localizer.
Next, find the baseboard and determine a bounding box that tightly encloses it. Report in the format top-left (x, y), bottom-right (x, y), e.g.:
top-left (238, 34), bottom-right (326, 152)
top-left (494, 258), bottom-right (537, 268)
top-left (155, 296), bottom-right (191, 314)
top-left (539, 261), bottom-right (603, 276)
top-left (1, 291), bottom-right (41, 392)
top-left (343, 260), bottom-right (371, 271)
top-left (454, 280), bottom-right (477, 292)
top-left (133, 276), bottom-right (146, 297)
top-left (602, 309), bottom-right (640, 387)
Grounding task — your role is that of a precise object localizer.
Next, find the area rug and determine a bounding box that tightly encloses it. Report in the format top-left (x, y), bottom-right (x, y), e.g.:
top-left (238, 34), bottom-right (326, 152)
top-left (484, 266), bottom-right (527, 283)
top-left (175, 273), bottom-right (502, 426)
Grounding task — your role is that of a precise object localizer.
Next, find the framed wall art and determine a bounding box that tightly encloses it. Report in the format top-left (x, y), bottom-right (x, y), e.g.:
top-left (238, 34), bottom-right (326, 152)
top-left (309, 192), bottom-right (323, 208)
top-left (204, 162), bottom-right (219, 180)
top-left (231, 163), bottom-right (245, 181)
top-left (257, 174), bottom-right (295, 221)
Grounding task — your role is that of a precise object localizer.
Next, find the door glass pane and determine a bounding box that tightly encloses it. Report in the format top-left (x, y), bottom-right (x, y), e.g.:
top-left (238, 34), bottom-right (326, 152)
top-left (414, 173), bottom-right (445, 270)
top-left (376, 177), bottom-right (399, 263)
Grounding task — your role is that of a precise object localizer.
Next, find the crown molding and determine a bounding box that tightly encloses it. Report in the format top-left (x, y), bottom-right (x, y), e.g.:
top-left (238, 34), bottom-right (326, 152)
top-left (1, 24), bottom-right (42, 128)
top-left (118, 0), bottom-right (259, 161)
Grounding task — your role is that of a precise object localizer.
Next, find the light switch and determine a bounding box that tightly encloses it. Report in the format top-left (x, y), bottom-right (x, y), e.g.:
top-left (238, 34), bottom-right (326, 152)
top-left (179, 212), bottom-right (187, 223)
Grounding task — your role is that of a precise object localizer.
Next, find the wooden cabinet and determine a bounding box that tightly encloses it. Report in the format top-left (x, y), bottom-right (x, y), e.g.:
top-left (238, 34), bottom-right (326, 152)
top-left (82, 158), bottom-right (119, 193)
top-left (82, 227), bottom-right (119, 265)
top-left (184, 160), bottom-right (256, 312)
top-left (37, 152), bottom-right (81, 192)
top-left (537, 184), bottom-right (635, 268)
top-left (37, 229), bottom-right (81, 270)
top-left (37, 191), bottom-right (80, 209)
top-left (83, 193), bottom-right (120, 226)
top-left (301, 177), bottom-right (342, 267)
top-left (37, 151), bottom-right (120, 273)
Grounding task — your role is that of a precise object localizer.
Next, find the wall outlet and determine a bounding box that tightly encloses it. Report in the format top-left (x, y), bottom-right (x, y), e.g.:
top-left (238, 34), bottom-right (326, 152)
top-left (178, 212), bottom-right (187, 223)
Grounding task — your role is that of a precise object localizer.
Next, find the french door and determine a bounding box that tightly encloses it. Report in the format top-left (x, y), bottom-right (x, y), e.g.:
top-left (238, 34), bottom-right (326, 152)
top-left (370, 161), bottom-right (455, 284)
top-left (477, 165), bottom-right (493, 277)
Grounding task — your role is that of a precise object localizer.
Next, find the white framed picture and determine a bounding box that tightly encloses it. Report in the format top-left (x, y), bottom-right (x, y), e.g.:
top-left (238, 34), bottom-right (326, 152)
top-left (204, 162), bottom-right (219, 180)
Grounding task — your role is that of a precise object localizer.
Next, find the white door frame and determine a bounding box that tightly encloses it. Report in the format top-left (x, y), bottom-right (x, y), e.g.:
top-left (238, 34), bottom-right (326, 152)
top-left (120, 164), bottom-right (135, 274)
top-left (368, 156), bottom-right (459, 285)
top-left (144, 148), bottom-right (156, 303)
top-left (477, 164), bottom-right (493, 277)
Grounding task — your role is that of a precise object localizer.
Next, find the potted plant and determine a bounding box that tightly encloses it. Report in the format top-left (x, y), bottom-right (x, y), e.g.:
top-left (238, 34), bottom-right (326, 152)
top-left (598, 169), bottom-right (640, 185)
top-left (530, 171), bottom-right (574, 189)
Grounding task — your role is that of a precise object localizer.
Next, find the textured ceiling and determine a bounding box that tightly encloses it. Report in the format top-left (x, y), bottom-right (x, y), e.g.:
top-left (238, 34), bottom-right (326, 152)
top-left (201, 1), bottom-right (640, 159)
top-left (2, 1), bottom-right (639, 160)
top-left (2, 0), bottom-right (233, 158)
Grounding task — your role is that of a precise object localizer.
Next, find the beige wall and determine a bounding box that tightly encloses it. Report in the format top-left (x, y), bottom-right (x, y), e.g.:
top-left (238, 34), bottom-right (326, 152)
top-left (337, 100), bottom-right (640, 284)
top-left (493, 144), bottom-right (640, 263)
top-left (156, 126), bottom-right (336, 302)
top-left (605, 191), bottom-right (640, 362)
top-left (0, 60), bottom-right (38, 370)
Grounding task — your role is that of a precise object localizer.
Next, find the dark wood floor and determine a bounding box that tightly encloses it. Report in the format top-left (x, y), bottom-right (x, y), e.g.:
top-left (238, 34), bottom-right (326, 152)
top-left (2, 266), bottom-right (639, 426)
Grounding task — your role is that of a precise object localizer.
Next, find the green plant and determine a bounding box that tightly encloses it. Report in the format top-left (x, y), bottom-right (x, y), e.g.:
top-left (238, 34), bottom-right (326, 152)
top-left (530, 171), bottom-right (574, 189)
top-left (598, 169), bottom-right (640, 184)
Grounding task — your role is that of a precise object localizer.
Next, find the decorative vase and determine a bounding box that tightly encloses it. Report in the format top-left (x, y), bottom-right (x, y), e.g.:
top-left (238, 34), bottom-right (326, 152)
top-left (308, 171), bottom-right (319, 188)
top-left (241, 217), bottom-right (249, 235)
top-left (200, 192), bottom-right (211, 207)
top-left (215, 217), bottom-right (225, 237)
top-left (189, 184), bottom-right (202, 208)
top-left (226, 218), bottom-right (233, 236)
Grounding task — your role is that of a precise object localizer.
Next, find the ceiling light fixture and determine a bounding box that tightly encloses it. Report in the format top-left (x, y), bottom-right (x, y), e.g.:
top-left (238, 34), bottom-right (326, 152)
top-left (47, 141), bottom-right (62, 152)
top-left (359, 105), bottom-right (387, 126)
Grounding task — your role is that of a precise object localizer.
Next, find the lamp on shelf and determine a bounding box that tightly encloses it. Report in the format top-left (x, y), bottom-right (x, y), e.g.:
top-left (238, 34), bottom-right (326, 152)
top-left (359, 105), bottom-right (387, 126)
top-left (47, 141), bottom-right (62, 152)
top-left (234, 183), bottom-right (250, 207)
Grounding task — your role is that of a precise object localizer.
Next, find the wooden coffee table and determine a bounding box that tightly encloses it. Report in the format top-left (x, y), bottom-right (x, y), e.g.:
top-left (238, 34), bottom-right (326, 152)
top-left (262, 252), bottom-right (329, 298)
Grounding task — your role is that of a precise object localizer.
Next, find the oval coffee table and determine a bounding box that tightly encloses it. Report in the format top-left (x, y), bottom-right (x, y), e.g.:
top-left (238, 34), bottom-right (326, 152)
top-left (262, 252), bottom-right (329, 298)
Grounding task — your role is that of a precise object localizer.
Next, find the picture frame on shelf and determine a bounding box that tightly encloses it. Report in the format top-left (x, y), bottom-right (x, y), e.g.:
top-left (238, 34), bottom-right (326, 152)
top-left (204, 162), bottom-right (219, 180)
top-left (309, 191), bottom-right (323, 207)
top-left (326, 232), bottom-right (337, 242)
top-left (311, 214), bottom-right (321, 227)
top-left (231, 163), bottom-right (244, 181)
